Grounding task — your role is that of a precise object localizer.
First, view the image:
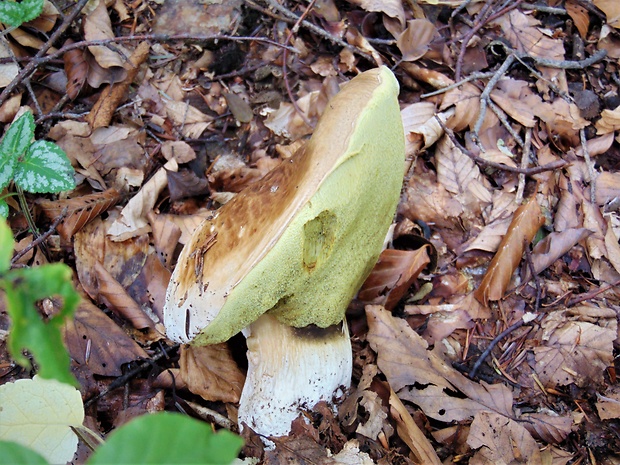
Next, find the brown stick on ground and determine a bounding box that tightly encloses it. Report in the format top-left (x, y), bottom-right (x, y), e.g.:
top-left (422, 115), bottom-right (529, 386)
top-left (86, 41), bottom-right (150, 129)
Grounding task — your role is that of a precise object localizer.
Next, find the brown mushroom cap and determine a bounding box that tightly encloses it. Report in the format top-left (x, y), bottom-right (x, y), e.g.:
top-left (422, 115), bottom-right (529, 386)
top-left (164, 66), bottom-right (404, 345)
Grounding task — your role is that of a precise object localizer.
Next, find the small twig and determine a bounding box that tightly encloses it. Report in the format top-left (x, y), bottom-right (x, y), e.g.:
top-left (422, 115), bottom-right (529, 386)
top-left (420, 71), bottom-right (495, 98)
top-left (469, 319), bottom-right (527, 380)
top-left (436, 116), bottom-right (568, 175)
top-left (487, 98), bottom-right (525, 148)
top-left (84, 344), bottom-right (179, 407)
top-left (521, 3), bottom-right (567, 15)
top-left (11, 207), bottom-right (68, 265)
top-left (566, 279), bottom-right (620, 307)
top-left (580, 128), bottom-right (597, 202)
top-left (183, 399), bottom-right (235, 430)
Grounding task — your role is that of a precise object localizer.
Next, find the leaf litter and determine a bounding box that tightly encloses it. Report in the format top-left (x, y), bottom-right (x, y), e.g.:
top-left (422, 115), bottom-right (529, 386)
top-left (1, 0), bottom-right (620, 463)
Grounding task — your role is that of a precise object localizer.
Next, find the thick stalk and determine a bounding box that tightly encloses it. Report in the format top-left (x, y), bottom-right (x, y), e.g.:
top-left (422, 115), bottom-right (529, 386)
top-left (238, 313), bottom-right (352, 438)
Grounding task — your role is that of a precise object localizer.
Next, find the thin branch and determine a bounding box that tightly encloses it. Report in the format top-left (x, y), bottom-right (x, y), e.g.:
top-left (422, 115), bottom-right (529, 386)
top-left (580, 128), bottom-right (597, 202)
top-left (11, 208), bottom-right (68, 265)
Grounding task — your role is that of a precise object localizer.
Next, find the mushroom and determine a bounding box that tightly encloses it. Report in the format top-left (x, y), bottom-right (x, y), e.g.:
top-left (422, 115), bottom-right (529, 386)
top-left (163, 66), bottom-right (405, 438)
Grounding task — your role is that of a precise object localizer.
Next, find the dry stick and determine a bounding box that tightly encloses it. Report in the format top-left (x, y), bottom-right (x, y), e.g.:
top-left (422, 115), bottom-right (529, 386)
top-left (580, 128), bottom-right (597, 203)
top-left (83, 343), bottom-right (180, 408)
top-left (260, 0), bottom-right (374, 62)
top-left (10, 207), bottom-right (68, 265)
top-left (487, 98), bottom-right (525, 148)
top-left (566, 279), bottom-right (620, 307)
top-left (523, 237), bottom-right (542, 311)
top-left (0, 0), bottom-right (90, 108)
top-left (436, 116), bottom-right (568, 175)
top-left (468, 319), bottom-right (526, 380)
top-left (420, 71), bottom-right (495, 98)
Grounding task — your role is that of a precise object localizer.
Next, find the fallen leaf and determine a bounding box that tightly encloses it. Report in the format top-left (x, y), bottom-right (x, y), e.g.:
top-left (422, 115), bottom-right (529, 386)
top-left (63, 300), bottom-right (148, 376)
top-left (474, 196), bottom-right (545, 304)
top-left (467, 412), bottom-right (542, 465)
top-left (179, 344), bottom-right (245, 403)
top-left (0, 376), bottom-right (83, 465)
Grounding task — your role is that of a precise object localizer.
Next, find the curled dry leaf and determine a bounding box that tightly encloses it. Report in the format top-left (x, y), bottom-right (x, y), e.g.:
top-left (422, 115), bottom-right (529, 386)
top-left (167, 168), bottom-right (210, 201)
top-left (358, 246), bottom-right (431, 310)
top-left (63, 300), bottom-right (148, 376)
top-left (107, 158), bottom-right (178, 241)
top-left (388, 388), bottom-right (442, 465)
top-left (36, 188), bottom-right (122, 242)
top-left (397, 19), bottom-right (437, 62)
top-left (474, 196), bottom-right (545, 304)
top-left (179, 344), bottom-right (245, 404)
top-left (520, 411), bottom-right (572, 444)
top-left (525, 228), bottom-right (593, 279)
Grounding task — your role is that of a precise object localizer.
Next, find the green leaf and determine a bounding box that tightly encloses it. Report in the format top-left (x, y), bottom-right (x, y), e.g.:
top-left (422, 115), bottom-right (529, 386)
top-left (3, 263), bottom-right (80, 386)
top-left (0, 112), bottom-right (34, 191)
top-left (14, 140), bottom-right (75, 193)
top-left (88, 413), bottom-right (243, 464)
top-left (0, 376), bottom-right (83, 464)
top-left (0, 441), bottom-right (49, 465)
top-left (0, 0), bottom-right (44, 27)
top-left (0, 199), bottom-right (8, 219)
top-left (0, 218), bottom-right (12, 272)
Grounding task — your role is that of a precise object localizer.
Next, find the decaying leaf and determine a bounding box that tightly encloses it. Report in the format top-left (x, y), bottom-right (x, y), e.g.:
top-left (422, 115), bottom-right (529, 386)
top-left (474, 196), bottom-right (545, 304)
top-left (467, 412), bottom-right (542, 465)
top-left (533, 307), bottom-right (616, 388)
top-left (37, 188), bottom-right (122, 242)
top-left (63, 300), bottom-right (148, 376)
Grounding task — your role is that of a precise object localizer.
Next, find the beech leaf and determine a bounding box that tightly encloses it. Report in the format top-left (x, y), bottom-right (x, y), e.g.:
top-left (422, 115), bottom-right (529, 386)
top-left (474, 196), bottom-right (544, 304)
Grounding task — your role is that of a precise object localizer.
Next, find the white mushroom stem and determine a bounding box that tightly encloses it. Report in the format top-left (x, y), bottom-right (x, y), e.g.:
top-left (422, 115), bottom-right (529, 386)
top-left (238, 313), bottom-right (352, 438)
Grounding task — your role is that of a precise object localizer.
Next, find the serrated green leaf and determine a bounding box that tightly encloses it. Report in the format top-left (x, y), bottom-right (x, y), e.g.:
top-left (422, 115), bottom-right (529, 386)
top-left (0, 218), bottom-right (13, 272)
top-left (0, 112), bottom-right (34, 160)
top-left (0, 0), bottom-right (44, 27)
top-left (0, 200), bottom-right (8, 219)
top-left (14, 140), bottom-right (75, 193)
top-left (3, 263), bottom-right (79, 386)
top-left (0, 440), bottom-right (49, 465)
top-left (0, 376), bottom-right (83, 464)
top-left (88, 412), bottom-right (243, 464)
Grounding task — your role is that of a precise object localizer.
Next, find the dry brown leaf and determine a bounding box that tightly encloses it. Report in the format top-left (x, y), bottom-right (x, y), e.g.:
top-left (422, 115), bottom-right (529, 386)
top-left (596, 105), bottom-right (620, 134)
top-left (63, 300), bottom-right (148, 376)
top-left (147, 211), bottom-right (182, 269)
top-left (467, 412), bottom-right (542, 465)
top-left (566, 0), bottom-right (590, 38)
top-left (490, 79), bottom-right (542, 128)
top-left (366, 306), bottom-right (514, 423)
top-left (126, 253), bottom-right (171, 322)
top-left (435, 135), bottom-right (492, 204)
top-left (595, 172), bottom-right (620, 206)
top-left (474, 196), bottom-right (544, 304)
top-left (167, 169), bottom-right (210, 201)
top-left (397, 19), bottom-right (437, 62)
top-left (107, 158), bottom-right (178, 241)
top-left (164, 100), bottom-right (213, 139)
top-left (389, 388), bottom-right (442, 465)
top-left (93, 261), bottom-right (155, 330)
top-left (179, 344), bottom-right (244, 404)
top-left (604, 219), bottom-right (620, 274)
top-left (63, 39), bottom-right (88, 100)
top-left (351, 0), bottom-right (405, 30)
top-left (36, 188), bottom-right (122, 242)
top-left (595, 0), bottom-right (620, 28)
top-left (441, 83), bottom-right (497, 132)
top-left (534, 309), bottom-right (616, 387)
top-left (83, 0), bottom-right (128, 83)
top-left (521, 412), bottom-right (572, 444)
top-left (358, 246), bottom-right (431, 310)
top-left (74, 216), bottom-right (151, 301)
top-left (596, 385), bottom-right (620, 420)
top-left (527, 228), bottom-right (593, 277)
top-left (401, 102), bottom-right (442, 155)
top-left (161, 140), bottom-right (196, 163)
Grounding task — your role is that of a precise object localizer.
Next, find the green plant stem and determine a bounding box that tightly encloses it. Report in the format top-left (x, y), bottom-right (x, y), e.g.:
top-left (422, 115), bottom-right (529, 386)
top-left (16, 185), bottom-right (39, 237)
